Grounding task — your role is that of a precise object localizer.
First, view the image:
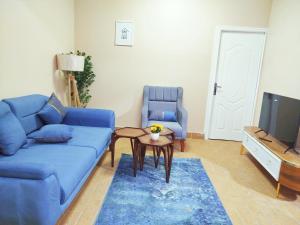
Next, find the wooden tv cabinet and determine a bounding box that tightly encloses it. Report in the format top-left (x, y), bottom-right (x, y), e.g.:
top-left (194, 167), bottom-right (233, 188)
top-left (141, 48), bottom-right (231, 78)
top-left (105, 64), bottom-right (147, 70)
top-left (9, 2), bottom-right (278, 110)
top-left (241, 126), bottom-right (300, 198)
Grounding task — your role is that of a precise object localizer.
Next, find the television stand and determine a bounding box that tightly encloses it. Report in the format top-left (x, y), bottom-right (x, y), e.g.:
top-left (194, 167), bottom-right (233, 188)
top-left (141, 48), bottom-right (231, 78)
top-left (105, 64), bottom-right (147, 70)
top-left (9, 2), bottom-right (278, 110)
top-left (241, 126), bottom-right (300, 198)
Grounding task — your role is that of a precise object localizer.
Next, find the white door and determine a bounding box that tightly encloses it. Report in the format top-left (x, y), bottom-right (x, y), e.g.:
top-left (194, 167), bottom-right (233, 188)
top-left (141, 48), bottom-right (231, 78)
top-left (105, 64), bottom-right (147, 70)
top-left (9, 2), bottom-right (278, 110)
top-left (207, 28), bottom-right (266, 141)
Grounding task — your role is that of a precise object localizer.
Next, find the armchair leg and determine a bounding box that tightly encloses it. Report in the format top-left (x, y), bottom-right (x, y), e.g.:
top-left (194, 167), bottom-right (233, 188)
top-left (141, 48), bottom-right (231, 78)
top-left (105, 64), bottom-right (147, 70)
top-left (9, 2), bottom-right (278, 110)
top-left (180, 140), bottom-right (185, 152)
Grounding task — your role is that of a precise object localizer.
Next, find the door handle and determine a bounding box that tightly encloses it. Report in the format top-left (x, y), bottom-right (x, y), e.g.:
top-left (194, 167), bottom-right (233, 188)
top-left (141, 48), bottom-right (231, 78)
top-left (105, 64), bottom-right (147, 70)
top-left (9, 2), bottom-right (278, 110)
top-left (213, 82), bottom-right (222, 95)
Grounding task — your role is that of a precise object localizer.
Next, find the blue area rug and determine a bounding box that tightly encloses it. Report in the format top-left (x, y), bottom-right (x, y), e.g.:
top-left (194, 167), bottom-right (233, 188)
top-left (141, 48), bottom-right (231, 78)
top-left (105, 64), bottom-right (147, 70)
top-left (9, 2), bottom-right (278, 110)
top-left (96, 154), bottom-right (232, 225)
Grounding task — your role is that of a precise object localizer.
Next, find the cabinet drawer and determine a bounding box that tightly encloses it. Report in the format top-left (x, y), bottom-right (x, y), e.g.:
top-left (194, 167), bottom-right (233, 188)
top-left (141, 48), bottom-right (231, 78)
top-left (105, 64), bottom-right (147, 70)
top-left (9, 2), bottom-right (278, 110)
top-left (243, 132), bottom-right (281, 180)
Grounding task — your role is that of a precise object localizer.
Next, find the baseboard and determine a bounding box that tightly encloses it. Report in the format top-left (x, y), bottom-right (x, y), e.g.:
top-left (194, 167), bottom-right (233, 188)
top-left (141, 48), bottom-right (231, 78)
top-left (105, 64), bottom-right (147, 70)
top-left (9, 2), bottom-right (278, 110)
top-left (187, 132), bottom-right (204, 139)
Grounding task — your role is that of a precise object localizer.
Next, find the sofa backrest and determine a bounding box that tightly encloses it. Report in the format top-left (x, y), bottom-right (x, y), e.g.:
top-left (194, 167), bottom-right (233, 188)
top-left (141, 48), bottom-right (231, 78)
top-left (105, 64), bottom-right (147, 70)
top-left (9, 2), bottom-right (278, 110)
top-left (144, 86), bottom-right (183, 112)
top-left (3, 95), bottom-right (48, 134)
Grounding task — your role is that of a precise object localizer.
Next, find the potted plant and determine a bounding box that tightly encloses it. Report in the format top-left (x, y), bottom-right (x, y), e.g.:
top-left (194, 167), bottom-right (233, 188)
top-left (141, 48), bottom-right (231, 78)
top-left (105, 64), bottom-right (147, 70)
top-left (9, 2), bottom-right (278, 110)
top-left (150, 124), bottom-right (164, 141)
top-left (72, 50), bottom-right (96, 107)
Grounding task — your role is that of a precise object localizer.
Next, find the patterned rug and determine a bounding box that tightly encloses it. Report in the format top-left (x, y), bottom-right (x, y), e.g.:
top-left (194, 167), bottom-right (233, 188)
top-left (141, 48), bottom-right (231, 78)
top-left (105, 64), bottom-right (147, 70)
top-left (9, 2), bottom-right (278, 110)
top-left (95, 154), bottom-right (232, 225)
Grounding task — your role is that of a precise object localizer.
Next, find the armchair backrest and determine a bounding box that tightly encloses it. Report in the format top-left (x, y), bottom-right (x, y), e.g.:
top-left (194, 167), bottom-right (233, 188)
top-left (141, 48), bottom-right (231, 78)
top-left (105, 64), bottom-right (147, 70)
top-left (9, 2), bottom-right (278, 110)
top-left (143, 86), bottom-right (183, 112)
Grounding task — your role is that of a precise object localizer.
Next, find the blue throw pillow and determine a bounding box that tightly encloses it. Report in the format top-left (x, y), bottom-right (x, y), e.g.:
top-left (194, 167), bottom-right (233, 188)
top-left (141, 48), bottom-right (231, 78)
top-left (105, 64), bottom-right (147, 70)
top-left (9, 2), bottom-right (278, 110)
top-left (0, 102), bottom-right (26, 155)
top-left (38, 93), bottom-right (66, 124)
top-left (149, 110), bottom-right (177, 122)
top-left (28, 124), bottom-right (73, 143)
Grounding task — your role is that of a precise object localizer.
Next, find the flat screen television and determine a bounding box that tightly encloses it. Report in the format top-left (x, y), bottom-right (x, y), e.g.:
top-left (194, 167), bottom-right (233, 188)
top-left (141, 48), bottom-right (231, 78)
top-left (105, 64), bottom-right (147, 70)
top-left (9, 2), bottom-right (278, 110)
top-left (258, 92), bottom-right (300, 150)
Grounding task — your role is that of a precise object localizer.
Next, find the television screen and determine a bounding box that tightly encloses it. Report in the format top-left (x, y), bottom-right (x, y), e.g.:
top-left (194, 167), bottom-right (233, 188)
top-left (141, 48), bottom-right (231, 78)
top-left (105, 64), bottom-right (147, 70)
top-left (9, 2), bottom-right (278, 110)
top-left (259, 92), bottom-right (300, 148)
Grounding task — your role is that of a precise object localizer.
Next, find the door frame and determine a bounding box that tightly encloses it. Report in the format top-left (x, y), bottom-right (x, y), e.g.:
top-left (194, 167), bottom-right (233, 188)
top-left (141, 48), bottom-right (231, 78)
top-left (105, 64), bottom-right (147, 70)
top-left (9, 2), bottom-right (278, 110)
top-left (204, 26), bottom-right (267, 140)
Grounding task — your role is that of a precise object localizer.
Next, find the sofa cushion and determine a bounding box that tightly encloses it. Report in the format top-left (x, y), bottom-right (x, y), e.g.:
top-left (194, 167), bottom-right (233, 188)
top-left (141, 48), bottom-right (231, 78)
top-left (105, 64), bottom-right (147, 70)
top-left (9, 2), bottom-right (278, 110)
top-left (3, 95), bottom-right (48, 134)
top-left (148, 120), bottom-right (183, 139)
top-left (0, 144), bottom-right (96, 203)
top-left (149, 110), bottom-right (177, 122)
top-left (28, 124), bottom-right (73, 143)
top-left (0, 102), bottom-right (27, 155)
top-left (38, 93), bottom-right (66, 124)
top-left (66, 125), bottom-right (112, 156)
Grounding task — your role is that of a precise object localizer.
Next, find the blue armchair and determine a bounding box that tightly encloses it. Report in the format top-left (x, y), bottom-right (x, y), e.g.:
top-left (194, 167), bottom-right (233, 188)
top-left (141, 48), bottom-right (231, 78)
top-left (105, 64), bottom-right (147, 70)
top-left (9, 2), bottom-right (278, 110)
top-left (142, 86), bottom-right (188, 151)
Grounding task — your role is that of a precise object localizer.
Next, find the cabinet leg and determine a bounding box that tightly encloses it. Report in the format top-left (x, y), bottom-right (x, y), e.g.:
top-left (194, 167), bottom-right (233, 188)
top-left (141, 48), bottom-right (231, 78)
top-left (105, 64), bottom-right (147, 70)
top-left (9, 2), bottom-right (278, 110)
top-left (240, 145), bottom-right (245, 155)
top-left (276, 183), bottom-right (281, 198)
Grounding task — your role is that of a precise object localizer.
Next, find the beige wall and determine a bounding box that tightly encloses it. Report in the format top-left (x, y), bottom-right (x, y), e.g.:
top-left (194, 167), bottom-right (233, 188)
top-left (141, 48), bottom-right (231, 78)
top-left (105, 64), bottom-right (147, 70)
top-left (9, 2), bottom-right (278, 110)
top-left (75, 0), bottom-right (272, 133)
top-left (255, 0), bottom-right (300, 124)
top-left (0, 0), bottom-right (74, 104)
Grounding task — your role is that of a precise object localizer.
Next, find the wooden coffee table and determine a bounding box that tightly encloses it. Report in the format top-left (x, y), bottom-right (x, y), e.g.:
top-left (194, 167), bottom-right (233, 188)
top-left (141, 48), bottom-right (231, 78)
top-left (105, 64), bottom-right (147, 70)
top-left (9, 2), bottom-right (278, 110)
top-left (109, 127), bottom-right (145, 171)
top-left (136, 134), bottom-right (174, 183)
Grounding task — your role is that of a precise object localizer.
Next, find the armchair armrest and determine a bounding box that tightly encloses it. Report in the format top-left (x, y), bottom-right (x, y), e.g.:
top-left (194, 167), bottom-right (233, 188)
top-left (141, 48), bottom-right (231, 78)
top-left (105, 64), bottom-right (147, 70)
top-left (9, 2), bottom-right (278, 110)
top-left (141, 104), bottom-right (148, 128)
top-left (0, 162), bottom-right (57, 180)
top-left (63, 107), bottom-right (115, 130)
top-left (177, 105), bottom-right (188, 138)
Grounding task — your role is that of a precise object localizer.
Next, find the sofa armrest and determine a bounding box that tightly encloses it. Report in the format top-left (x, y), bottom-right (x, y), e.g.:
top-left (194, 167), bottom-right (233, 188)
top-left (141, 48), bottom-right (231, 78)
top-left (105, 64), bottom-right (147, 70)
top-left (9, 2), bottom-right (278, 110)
top-left (0, 162), bottom-right (57, 180)
top-left (177, 105), bottom-right (188, 138)
top-left (141, 104), bottom-right (148, 128)
top-left (0, 173), bottom-right (61, 225)
top-left (63, 107), bottom-right (115, 130)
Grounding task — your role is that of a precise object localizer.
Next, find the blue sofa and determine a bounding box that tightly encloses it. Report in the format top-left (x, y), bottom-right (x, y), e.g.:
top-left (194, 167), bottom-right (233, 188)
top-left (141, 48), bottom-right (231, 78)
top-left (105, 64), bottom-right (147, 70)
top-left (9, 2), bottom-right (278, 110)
top-left (0, 94), bottom-right (115, 225)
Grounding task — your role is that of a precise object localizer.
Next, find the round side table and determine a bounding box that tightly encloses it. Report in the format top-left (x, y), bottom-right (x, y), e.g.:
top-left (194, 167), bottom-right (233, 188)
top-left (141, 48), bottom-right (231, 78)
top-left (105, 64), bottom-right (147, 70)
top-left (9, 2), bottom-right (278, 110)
top-left (136, 134), bottom-right (174, 183)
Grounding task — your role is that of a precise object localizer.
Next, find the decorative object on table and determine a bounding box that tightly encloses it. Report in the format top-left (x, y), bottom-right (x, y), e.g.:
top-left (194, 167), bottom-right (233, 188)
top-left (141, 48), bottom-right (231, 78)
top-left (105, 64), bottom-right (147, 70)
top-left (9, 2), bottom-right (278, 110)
top-left (73, 51), bottom-right (96, 107)
top-left (115, 21), bottom-right (134, 46)
top-left (96, 154), bottom-right (232, 225)
top-left (144, 126), bottom-right (175, 141)
top-left (149, 124), bottom-right (163, 141)
top-left (57, 53), bottom-right (85, 107)
top-left (142, 86), bottom-right (188, 151)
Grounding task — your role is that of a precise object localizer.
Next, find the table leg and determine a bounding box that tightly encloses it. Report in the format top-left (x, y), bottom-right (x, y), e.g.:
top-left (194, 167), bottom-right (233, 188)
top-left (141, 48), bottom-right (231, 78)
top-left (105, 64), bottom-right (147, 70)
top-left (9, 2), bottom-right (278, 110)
top-left (155, 147), bottom-right (161, 168)
top-left (109, 133), bottom-right (117, 167)
top-left (161, 147), bottom-right (170, 183)
top-left (276, 183), bottom-right (281, 198)
top-left (152, 146), bottom-right (157, 167)
top-left (130, 138), bottom-right (134, 155)
top-left (140, 145), bottom-right (146, 171)
top-left (167, 145), bottom-right (174, 182)
top-left (132, 139), bottom-right (139, 177)
top-left (170, 133), bottom-right (175, 142)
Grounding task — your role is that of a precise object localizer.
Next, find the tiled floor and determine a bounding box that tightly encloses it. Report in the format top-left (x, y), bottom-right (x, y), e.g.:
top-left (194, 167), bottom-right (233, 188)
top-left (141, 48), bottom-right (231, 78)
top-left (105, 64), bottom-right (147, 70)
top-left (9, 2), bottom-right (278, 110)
top-left (57, 138), bottom-right (300, 225)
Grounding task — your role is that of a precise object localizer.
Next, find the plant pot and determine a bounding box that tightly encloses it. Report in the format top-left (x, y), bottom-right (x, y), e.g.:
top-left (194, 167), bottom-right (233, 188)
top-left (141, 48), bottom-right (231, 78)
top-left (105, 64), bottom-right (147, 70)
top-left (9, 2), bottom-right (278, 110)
top-left (150, 132), bottom-right (160, 141)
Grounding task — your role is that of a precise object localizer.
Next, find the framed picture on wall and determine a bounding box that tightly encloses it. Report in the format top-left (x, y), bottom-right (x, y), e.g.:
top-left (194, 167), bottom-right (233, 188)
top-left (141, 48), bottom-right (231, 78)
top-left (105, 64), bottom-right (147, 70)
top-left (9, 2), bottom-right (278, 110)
top-left (115, 21), bottom-right (134, 46)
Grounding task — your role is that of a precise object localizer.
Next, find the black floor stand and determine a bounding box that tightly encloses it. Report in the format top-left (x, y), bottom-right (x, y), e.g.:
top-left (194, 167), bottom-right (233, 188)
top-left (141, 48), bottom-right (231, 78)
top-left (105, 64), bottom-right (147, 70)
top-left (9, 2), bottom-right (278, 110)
top-left (284, 147), bottom-right (299, 154)
top-left (259, 137), bottom-right (272, 142)
top-left (255, 129), bottom-right (264, 134)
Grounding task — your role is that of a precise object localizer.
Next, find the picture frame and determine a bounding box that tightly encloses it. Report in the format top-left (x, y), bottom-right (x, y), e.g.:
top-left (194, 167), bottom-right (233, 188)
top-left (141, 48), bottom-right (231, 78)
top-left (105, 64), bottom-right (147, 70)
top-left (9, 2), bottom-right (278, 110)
top-left (115, 21), bottom-right (134, 46)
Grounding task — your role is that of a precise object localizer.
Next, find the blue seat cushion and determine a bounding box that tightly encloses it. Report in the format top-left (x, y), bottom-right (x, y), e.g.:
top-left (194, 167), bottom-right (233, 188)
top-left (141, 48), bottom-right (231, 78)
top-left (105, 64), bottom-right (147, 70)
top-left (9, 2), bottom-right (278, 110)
top-left (148, 120), bottom-right (183, 139)
top-left (66, 125), bottom-right (112, 157)
top-left (0, 144), bottom-right (96, 203)
top-left (0, 102), bottom-right (26, 155)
